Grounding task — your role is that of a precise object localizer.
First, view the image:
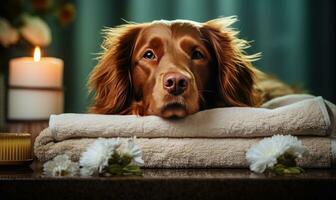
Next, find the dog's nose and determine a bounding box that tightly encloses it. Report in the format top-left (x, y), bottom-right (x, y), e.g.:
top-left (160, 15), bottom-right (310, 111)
top-left (163, 73), bottom-right (188, 96)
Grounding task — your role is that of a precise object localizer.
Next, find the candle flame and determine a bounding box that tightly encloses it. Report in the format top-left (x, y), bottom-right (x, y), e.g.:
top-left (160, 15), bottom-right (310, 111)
top-left (34, 47), bottom-right (41, 62)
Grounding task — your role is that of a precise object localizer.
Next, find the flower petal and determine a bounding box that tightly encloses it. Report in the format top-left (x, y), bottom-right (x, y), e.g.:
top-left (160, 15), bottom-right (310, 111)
top-left (20, 14), bottom-right (51, 46)
top-left (0, 18), bottom-right (19, 47)
top-left (246, 135), bottom-right (308, 174)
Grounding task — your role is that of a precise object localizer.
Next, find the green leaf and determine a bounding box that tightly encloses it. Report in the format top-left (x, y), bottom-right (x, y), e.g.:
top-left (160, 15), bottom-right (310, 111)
top-left (120, 155), bottom-right (132, 167)
top-left (271, 163), bottom-right (304, 176)
top-left (284, 167), bottom-right (304, 174)
top-left (103, 150), bottom-right (143, 176)
top-left (124, 165), bottom-right (141, 172)
top-left (108, 152), bottom-right (132, 167)
top-left (104, 163), bottom-right (143, 176)
top-left (277, 152), bottom-right (297, 167)
top-left (106, 164), bottom-right (124, 175)
top-left (272, 164), bottom-right (286, 175)
top-left (123, 165), bottom-right (143, 176)
top-left (108, 152), bottom-right (121, 165)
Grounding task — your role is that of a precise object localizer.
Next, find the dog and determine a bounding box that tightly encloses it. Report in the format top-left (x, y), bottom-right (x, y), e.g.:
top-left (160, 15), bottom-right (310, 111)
top-left (88, 17), bottom-right (296, 118)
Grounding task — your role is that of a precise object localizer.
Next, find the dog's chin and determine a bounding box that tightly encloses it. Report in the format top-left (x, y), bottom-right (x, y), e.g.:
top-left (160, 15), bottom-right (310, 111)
top-left (160, 102), bottom-right (187, 119)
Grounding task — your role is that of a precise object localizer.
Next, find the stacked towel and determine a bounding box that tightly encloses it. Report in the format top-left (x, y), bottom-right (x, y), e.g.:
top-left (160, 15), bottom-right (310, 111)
top-left (34, 94), bottom-right (336, 168)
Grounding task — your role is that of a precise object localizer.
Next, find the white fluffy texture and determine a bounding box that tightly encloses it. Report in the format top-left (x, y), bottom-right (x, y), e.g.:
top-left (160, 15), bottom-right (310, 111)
top-left (79, 138), bottom-right (121, 176)
top-left (20, 14), bottom-right (51, 46)
top-left (35, 95), bottom-right (336, 169)
top-left (0, 18), bottom-right (19, 47)
top-left (49, 96), bottom-right (334, 141)
top-left (35, 128), bottom-right (333, 169)
top-left (246, 135), bottom-right (308, 173)
top-left (43, 154), bottom-right (79, 176)
top-left (121, 137), bottom-right (145, 166)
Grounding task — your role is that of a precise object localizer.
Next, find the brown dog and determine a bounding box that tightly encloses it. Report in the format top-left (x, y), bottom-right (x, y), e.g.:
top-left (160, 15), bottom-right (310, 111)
top-left (88, 17), bottom-right (295, 118)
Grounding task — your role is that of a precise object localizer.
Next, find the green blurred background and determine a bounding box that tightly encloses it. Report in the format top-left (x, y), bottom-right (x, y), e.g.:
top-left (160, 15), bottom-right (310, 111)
top-left (45, 0), bottom-right (335, 112)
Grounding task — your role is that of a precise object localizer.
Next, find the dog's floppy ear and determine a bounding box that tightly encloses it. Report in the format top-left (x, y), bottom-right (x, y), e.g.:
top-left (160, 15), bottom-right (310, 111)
top-left (201, 17), bottom-right (261, 107)
top-left (88, 23), bottom-right (142, 114)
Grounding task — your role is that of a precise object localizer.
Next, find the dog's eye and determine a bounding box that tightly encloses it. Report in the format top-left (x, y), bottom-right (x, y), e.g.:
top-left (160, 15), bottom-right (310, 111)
top-left (143, 50), bottom-right (156, 60)
top-left (191, 50), bottom-right (204, 60)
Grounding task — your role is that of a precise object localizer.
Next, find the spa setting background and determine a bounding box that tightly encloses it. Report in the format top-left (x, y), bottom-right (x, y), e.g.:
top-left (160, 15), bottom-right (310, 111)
top-left (1, 1), bottom-right (336, 197)
top-left (57, 0), bottom-right (336, 113)
top-left (0, 0), bottom-right (335, 122)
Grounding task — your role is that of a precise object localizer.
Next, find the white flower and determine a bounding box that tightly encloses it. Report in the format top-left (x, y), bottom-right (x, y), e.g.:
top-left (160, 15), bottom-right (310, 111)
top-left (43, 154), bottom-right (79, 176)
top-left (121, 137), bottom-right (144, 166)
top-left (20, 14), bottom-right (51, 46)
top-left (79, 138), bottom-right (121, 176)
top-left (246, 135), bottom-right (308, 173)
top-left (0, 18), bottom-right (19, 47)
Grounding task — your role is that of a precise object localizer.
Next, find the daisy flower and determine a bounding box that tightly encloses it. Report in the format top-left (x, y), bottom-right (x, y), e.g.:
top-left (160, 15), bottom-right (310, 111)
top-left (79, 138), bottom-right (121, 176)
top-left (79, 137), bottom-right (144, 176)
top-left (246, 135), bottom-right (308, 174)
top-left (120, 137), bottom-right (144, 166)
top-left (43, 154), bottom-right (79, 176)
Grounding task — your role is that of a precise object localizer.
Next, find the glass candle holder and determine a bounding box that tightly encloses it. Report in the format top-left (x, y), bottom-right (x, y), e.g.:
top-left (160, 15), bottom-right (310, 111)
top-left (0, 133), bottom-right (32, 165)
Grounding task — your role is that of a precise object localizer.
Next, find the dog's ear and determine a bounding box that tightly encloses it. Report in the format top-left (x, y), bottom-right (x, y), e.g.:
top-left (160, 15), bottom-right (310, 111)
top-left (88, 23), bottom-right (142, 114)
top-left (201, 17), bottom-right (261, 107)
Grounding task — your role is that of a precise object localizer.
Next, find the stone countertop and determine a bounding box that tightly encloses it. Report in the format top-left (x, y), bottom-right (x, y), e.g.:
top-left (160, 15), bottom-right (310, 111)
top-left (1, 162), bottom-right (336, 200)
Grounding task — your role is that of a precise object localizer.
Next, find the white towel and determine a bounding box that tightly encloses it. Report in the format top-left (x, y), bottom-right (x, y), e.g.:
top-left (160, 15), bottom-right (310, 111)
top-left (35, 128), bottom-right (336, 168)
top-left (49, 95), bottom-right (335, 141)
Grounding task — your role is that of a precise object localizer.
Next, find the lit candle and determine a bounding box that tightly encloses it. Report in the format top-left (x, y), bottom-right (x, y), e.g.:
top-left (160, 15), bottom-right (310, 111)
top-left (7, 47), bottom-right (64, 120)
top-left (9, 47), bottom-right (63, 88)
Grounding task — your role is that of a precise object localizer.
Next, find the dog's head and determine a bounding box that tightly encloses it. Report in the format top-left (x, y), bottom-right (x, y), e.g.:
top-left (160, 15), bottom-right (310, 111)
top-left (89, 17), bottom-right (260, 118)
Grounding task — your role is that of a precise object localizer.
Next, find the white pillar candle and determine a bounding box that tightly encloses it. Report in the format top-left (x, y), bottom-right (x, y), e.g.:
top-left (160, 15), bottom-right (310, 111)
top-left (8, 89), bottom-right (64, 120)
top-left (9, 47), bottom-right (63, 88)
top-left (7, 47), bottom-right (64, 120)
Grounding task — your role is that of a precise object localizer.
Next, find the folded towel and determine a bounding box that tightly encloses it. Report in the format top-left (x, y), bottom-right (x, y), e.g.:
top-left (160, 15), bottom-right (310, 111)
top-left (50, 95), bottom-right (335, 141)
top-left (34, 128), bottom-right (336, 168)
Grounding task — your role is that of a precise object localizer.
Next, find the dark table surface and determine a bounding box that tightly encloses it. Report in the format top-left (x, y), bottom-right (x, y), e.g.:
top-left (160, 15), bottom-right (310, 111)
top-left (2, 121), bottom-right (336, 199)
top-left (1, 161), bottom-right (336, 200)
